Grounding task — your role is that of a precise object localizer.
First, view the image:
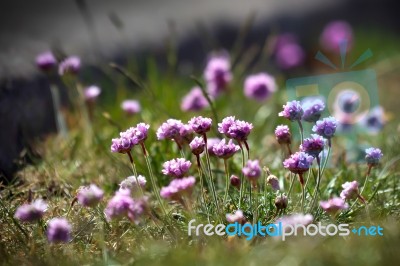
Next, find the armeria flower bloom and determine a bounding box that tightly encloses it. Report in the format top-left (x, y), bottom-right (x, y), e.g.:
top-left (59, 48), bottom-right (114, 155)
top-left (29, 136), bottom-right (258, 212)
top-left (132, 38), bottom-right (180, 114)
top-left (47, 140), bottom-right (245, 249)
top-left (58, 56), bottom-right (81, 75)
top-left (156, 119), bottom-right (184, 140)
top-left (275, 125), bottom-right (291, 145)
top-left (174, 124), bottom-right (194, 147)
top-left (14, 199), bottom-right (47, 223)
top-left (121, 100), bottom-right (141, 115)
top-left (275, 42), bottom-right (305, 70)
top-left (226, 210), bottom-right (245, 224)
top-left (302, 98), bottom-right (325, 123)
top-left (266, 174), bottom-right (280, 191)
top-left (110, 136), bottom-right (132, 153)
top-left (77, 184), bottom-right (104, 207)
top-left (277, 213), bottom-right (313, 227)
top-left (188, 116), bottom-right (212, 135)
top-left (181, 87), bottom-right (209, 112)
top-left (230, 175), bottom-right (241, 189)
top-left (47, 218), bottom-right (72, 243)
top-left (218, 116), bottom-right (253, 142)
top-left (189, 137), bottom-right (205, 156)
top-left (204, 53), bottom-right (232, 97)
top-left (365, 147), bottom-right (383, 166)
top-left (359, 106), bottom-right (385, 134)
top-left (134, 123), bottom-right (150, 144)
top-left (160, 176), bottom-right (196, 200)
top-left (120, 175), bottom-right (147, 190)
top-left (312, 117), bottom-right (338, 140)
top-left (243, 73), bottom-right (277, 102)
top-left (162, 158), bottom-right (192, 178)
top-left (283, 152), bottom-right (314, 175)
top-left (279, 101), bottom-right (304, 121)
top-left (275, 195), bottom-right (288, 210)
top-left (242, 160), bottom-right (261, 181)
top-left (36, 51), bottom-right (57, 71)
top-left (320, 197), bottom-right (349, 214)
top-left (340, 181), bottom-right (360, 200)
top-left (105, 189), bottom-right (145, 221)
top-left (206, 137), bottom-right (221, 156)
top-left (212, 139), bottom-right (240, 159)
top-left (300, 134), bottom-right (326, 158)
top-left (84, 85), bottom-right (101, 102)
top-left (320, 20), bottom-right (353, 53)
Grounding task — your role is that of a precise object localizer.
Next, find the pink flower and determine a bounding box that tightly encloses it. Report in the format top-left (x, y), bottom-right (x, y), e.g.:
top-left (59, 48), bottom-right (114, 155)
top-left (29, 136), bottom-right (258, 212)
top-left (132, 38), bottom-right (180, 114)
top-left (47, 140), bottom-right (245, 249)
top-left (84, 86), bottom-right (101, 102)
top-left (320, 20), bottom-right (353, 53)
top-left (340, 181), bottom-right (360, 200)
top-left (121, 100), bottom-right (141, 115)
top-left (244, 73), bottom-right (277, 102)
top-left (181, 87), bottom-right (209, 112)
top-left (320, 197), bottom-right (348, 214)
top-left (77, 184), bottom-right (104, 207)
top-left (160, 176), bottom-right (196, 200)
top-left (162, 158), bottom-right (192, 178)
top-left (226, 210), bottom-right (245, 224)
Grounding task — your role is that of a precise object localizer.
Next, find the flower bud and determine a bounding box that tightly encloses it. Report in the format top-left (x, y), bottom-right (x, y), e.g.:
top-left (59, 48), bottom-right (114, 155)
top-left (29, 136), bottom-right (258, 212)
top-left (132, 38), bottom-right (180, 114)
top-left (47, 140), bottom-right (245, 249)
top-left (275, 195), bottom-right (288, 210)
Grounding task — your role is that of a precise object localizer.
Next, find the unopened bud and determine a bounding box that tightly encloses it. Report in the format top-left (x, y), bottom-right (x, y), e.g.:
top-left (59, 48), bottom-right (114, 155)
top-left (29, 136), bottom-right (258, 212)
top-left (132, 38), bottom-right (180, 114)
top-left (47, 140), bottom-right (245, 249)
top-left (230, 175), bottom-right (241, 189)
top-left (275, 195), bottom-right (288, 210)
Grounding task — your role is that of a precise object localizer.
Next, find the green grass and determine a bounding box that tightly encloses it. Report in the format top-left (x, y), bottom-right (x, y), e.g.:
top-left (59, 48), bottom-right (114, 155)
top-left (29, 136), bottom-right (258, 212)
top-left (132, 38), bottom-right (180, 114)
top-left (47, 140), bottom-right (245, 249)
top-left (1, 25), bottom-right (400, 266)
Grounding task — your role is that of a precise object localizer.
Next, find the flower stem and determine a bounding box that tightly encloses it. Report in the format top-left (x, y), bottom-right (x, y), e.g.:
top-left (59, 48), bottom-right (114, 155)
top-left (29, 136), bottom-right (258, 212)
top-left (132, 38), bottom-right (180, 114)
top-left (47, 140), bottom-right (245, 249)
top-left (223, 159), bottom-right (230, 205)
top-left (360, 164), bottom-right (373, 196)
top-left (127, 151), bottom-right (144, 197)
top-left (287, 173), bottom-right (295, 200)
top-left (310, 157), bottom-right (322, 212)
top-left (297, 120), bottom-right (304, 145)
top-left (320, 139), bottom-right (332, 177)
top-left (238, 142), bottom-right (246, 209)
top-left (196, 155), bottom-right (209, 219)
top-left (299, 173), bottom-right (305, 213)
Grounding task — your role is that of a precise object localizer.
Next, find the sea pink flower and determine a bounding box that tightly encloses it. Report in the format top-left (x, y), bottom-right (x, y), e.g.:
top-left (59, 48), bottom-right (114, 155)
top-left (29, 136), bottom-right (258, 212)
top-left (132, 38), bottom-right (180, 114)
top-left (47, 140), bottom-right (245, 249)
top-left (283, 152), bottom-right (314, 175)
top-left (84, 85), bottom-right (101, 102)
top-left (275, 125), bottom-right (291, 145)
top-left (226, 210), bottom-right (245, 224)
top-left (119, 175), bottom-right (147, 190)
top-left (160, 176), bottom-right (196, 200)
top-left (244, 73), bottom-right (277, 102)
top-left (181, 87), bottom-right (209, 112)
top-left (162, 158), bottom-right (192, 178)
top-left (242, 160), bottom-right (261, 180)
top-left (189, 137), bottom-right (205, 156)
top-left (47, 218), bottom-right (72, 243)
top-left (320, 20), bottom-right (353, 53)
top-left (36, 51), bottom-right (57, 71)
top-left (320, 197), bottom-right (348, 214)
top-left (188, 116), bottom-right (212, 135)
top-left (121, 100), bottom-right (141, 115)
top-left (340, 181), bottom-right (360, 200)
top-left (14, 199), bottom-right (47, 223)
top-left (59, 56), bottom-right (80, 75)
top-left (204, 53), bottom-right (232, 97)
top-left (212, 139), bottom-right (240, 159)
top-left (77, 184), bottom-right (104, 207)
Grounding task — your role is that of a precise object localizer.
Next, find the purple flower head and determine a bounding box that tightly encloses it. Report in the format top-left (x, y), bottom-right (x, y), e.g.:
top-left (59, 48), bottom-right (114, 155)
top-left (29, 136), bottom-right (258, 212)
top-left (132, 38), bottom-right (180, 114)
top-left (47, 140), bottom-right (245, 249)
top-left (105, 189), bottom-right (136, 221)
top-left (275, 42), bottom-right (305, 69)
top-left (77, 184), bottom-right (104, 207)
top-left (160, 176), bottom-right (196, 200)
top-left (300, 134), bottom-right (326, 157)
top-left (302, 98), bottom-right (325, 123)
top-left (110, 137), bottom-right (132, 153)
top-left (204, 53), bottom-right (232, 97)
top-left (120, 175), bottom-right (147, 190)
top-left (320, 20), bottom-right (353, 53)
top-left (365, 147), bottom-right (383, 166)
top-left (226, 210), bottom-right (245, 224)
top-left (58, 56), bottom-right (80, 75)
top-left (340, 181), bottom-right (360, 200)
top-left (189, 137), bottom-right (205, 156)
top-left (188, 116), bottom-right (212, 135)
top-left (14, 199), bottom-right (47, 223)
top-left (218, 116), bottom-right (236, 135)
top-left (277, 213), bottom-right (313, 227)
top-left (162, 158), bottom-right (192, 178)
top-left (36, 51), bottom-right (57, 71)
top-left (181, 87), bottom-right (209, 112)
top-left (244, 73), bottom-right (277, 102)
top-left (275, 195), bottom-right (288, 210)
top-left (174, 124), bottom-right (194, 146)
top-left (320, 197), bottom-right (349, 214)
top-left (206, 137), bottom-right (221, 156)
top-left (84, 85), bottom-right (101, 102)
top-left (121, 100), bottom-right (141, 115)
top-left (312, 116), bottom-right (338, 139)
top-left (267, 174), bottom-right (280, 191)
top-left (360, 106), bottom-right (385, 134)
top-left (242, 160), bottom-right (261, 180)
top-left (212, 139), bottom-right (240, 159)
top-left (156, 119), bottom-right (184, 140)
top-left (134, 123), bottom-right (150, 144)
top-left (230, 175), bottom-right (241, 189)
top-left (283, 151), bottom-right (314, 174)
top-left (275, 125), bottom-right (291, 145)
top-left (218, 116), bottom-right (253, 141)
top-left (47, 218), bottom-right (72, 243)
top-left (279, 101), bottom-right (304, 121)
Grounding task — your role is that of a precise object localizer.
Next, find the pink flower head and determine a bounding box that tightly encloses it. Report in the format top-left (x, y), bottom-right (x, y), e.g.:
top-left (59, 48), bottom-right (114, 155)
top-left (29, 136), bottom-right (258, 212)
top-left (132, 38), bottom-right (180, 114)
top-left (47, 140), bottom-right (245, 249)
top-left (134, 123), bottom-right (150, 144)
top-left (365, 147), bottom-right (383, 166)
top-left (181, 87), bottom-right (209, 112)
top-left (340, 181), bottom-right (360, 200)
top-left (160, 176), bottom-right (196, 200)
top-left (320, 20), bottom-right (353, 53)
top-left (206, 137), bottom-right (221, 156)
top-left (283, 151), bottom-right (314, 174)
top-left (189, 136), bottom-right (205, 156)
top-left (267, 174), bottom-right (280, 191)
top-left (77, 184), bottom-right (104, 207)
top-left (119, 175), bottom-right (147, 190)
top-left (156, 119), bottom-right (184, 140)
top-left (204, 52), bottom-right (232, 97)
top-left (47, 218), bottom-right (72, 243)
top-left (162, 158), bottom-right (192, 178)
top-left (14, 199), bottom-right (47, 223)
top-left (277, 213), bottom-right (313, 227)
top-left (272, 33), bottom-right (305, 69)
top-left (84, 85), bottom-right (101, 102)
top-left (105, 189), bottom-right (146, 222)
top-left (244, 73), bottom-right (277, 102)
top-left (279, 100), bottom-right (303, 121)
top-left (312, 117), bottom-right (338, 139)
top-left (230, 175), bottom-right (241, 189)
top-left (110, 136), bottom-right (132, 153)
top-left (212, 139), bottom-right (240, 159)
top-left (188, 116), bottom-right (212, 135)
top-left (320, 197), bottom-right (348, 214)
top-left (226, 210), bottom-right (246, 224)
top-left (242, 160), bottom-right (261, 180)
top-left (218, 116), bottom-right (253, 142)
top-left (58, 56), bottom-right (80, 75)
top-left (300, 134), bottom-right (326, 158)
top-left (36, 51), bottom-right (57, 71)
top-left (121, 100), bottom-right (141, 115)
top-left (275, 125), bottom-right (291, 145)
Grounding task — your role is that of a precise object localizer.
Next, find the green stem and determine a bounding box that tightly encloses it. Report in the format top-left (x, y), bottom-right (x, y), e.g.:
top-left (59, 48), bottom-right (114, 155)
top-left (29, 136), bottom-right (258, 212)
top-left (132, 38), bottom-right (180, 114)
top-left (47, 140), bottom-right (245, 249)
top-left (223, 159), bottom-right (230, 204)
top-left (310, 157), bottom-right (322, 212)
top-left (320, 139), bottom-right (332, 177)
top-left (238, 143), bottom-right (246, 209)
top-left (287, 173), bottom-right (295, 200)
top-left (297, 120), bottom-right (304, 145)
top-left (127, 151), bottom-right (144, 197)
top-left (196, 155), bottom-right (210, 220)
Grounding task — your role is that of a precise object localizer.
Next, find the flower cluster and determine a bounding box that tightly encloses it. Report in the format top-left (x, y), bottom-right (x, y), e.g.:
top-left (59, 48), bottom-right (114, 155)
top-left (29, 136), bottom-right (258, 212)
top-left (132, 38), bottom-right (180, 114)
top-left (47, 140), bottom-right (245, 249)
top-left (273, 33), bottom-right (305, 69)
top-left (156, 119), bottom-right (184, 140)
top-left (77, 184), bottom-right (104, 207)
top-left (121, 100), bottom-right (141, 115)
top-left (162, 158), bottom-right (192, 178)
top-left (312, 116), bottom-right (337, 139)
top-left (320, 20), bottom-right (353, 53)
top-left (302, 98), bottom-right (325, 123)
top-left (14, 199), bottom-right (47, 223)
top-left (204, 53), bottom-right (232, 97)
top-left (189, 137), bottom-right (205, 156)
top-left (277, 213), bottom-right (313, 227)
top-left (181, 87), bottom-right (209, 112)
top-left (279, 100), bottom-right (303, 121)
top-left (283, 151), bottom-right (314, 175)
top-left (218, 116), bottom-right (253, 142)
top-left (300, 134), bottom-right (325, 158)
top-left (36, 51), bottom-right (57, 71)
top-left (160, 176), bottom-right (196, 200)
top-left (212, 139), bottom-right (240, 159)
top-left (84, 86), bottom-right (101, 102)
top-left (365, 147), bottom-right (383, 166)
top-left (59, 56), bottom-right (81, 75)
top-left (105, 189), bottom-right (147, 222)
top-left (320, 197), bottom-right (348, 214)
top-left (226, 210), bottom-right (245, 224)
top-left (188, 116), bottom-right (212, 135)
top-left (47, 218), bottom-right (72, 243)
top-left (340, 181), bottom-right (360, 201)
top-left (111, 123), bottom-right (150, 153)
top-left (119, 175), bottom-right (147, 190)
top-left (275, 125), bottom-right (291, 145)
top-left (243, 73), bottom-right (277, 102)
top-left (242, 160), bottom-right (261, 181)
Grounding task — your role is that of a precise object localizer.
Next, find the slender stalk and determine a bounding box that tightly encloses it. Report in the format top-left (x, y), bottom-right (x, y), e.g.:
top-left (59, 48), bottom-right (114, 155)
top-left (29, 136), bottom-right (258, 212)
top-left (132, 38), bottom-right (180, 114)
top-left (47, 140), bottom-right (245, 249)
top-left (310, 157), bottom-right (322, 212)
top-left (299, 173), bottom-right (305, 213)
top-left (127, 151), bottom-right (144, 197)
top-left (244, 140), bottom-right (250, 159)
top-left (238, 142), bottom-right (246, 209)
top-left (252, 183), bottom-right (258, 224)
top-left (360, 164), bottom-right (373, 196)
top-left (223, 159), bottom-right (230, 204)
top-left (297, 120), bottom-right (304, 145)
top-left (320, 139), bottom-right (332, 176)
top-left (140, 143), bottom-right (167, 216)
top-left (196, 155), bottom-right (209, 219)
top-left (287, 173), bottom-right (296, 200)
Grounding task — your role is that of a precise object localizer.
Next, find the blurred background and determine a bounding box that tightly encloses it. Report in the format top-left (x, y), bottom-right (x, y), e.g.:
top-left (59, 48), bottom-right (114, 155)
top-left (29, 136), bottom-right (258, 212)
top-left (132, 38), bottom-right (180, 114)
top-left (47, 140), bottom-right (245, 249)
top-left (0, 0), bottom-right (399, 181)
